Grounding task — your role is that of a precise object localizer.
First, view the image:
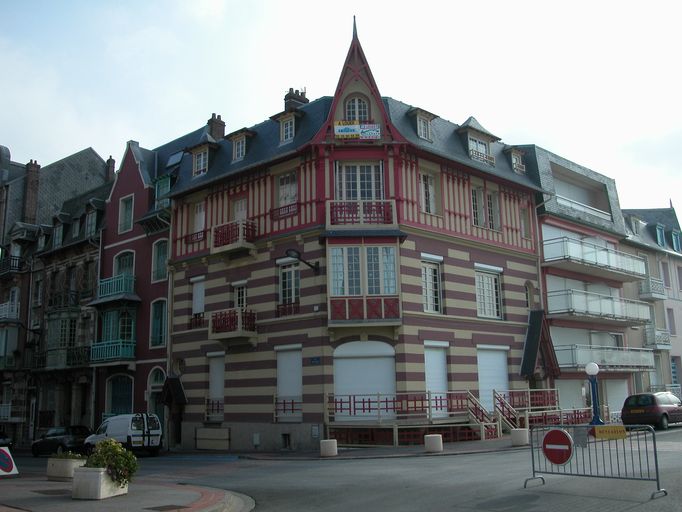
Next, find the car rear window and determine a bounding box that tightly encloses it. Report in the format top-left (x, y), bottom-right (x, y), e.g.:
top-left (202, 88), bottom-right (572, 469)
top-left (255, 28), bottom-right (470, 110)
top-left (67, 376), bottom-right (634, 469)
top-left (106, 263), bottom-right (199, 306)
top-left (70, 426), bottom-right (90, 436)
top-left (625, 395), bottom-right (655, 407)
top-left (147, 416), bottom-right (160, 430)
top-left (131, 416), bottom-right (144, 431)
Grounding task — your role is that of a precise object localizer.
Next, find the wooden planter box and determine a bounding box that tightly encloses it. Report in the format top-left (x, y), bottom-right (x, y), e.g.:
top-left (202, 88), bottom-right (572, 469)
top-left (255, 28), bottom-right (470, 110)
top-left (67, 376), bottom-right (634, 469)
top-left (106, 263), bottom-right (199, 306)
top-left (47, 458), bottom-right (86, 481)
top-left (72, 467), bottom-right (128, 500)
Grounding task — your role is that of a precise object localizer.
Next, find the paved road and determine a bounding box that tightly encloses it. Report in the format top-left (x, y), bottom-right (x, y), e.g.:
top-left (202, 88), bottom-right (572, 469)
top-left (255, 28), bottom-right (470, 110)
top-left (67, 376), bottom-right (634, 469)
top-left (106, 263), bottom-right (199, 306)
top-left (11, 427), bottom-right (682, 511)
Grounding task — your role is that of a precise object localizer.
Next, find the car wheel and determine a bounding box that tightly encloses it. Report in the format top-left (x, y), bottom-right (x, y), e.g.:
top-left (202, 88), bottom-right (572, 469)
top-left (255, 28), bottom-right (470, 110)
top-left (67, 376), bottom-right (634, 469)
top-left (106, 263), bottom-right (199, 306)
top-left (659, 415), bottom-right (669, 430)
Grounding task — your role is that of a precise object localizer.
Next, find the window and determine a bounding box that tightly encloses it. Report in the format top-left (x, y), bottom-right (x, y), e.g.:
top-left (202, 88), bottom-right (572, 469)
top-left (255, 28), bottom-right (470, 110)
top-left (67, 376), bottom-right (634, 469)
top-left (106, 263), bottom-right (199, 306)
top-left (421, 261), bottom-right (441, 313)
top-left (334, 162), bottom-right (384, 200)
top-left (662, 261), bottom-right (671, 288)
top-left (667, 308), bottom-right (677, 336)
top-left (279, 263), bottom-right (300, 305)
top-left (420, 173), bottom-right (437, 214)
top-left (114, 252), bottom-right (134, 276)
top-left (234, 283), bottom-right (247, 309)
top-left (118, 196), bottom-right (133, 233)
top-left (281, 116), bottom-right (295, 143)
top-left (345, 96), bottom-right (369, 121)
top-left (37, 234), bottom-right (46, 251)
top-left (191, 277), bottom-right (205, 315)
top-left (520, 207), bottom-right (531, 238)
top-left (155, 177), bottom-right (171, 209)
top-left (72, 219), bottom-right (80, 239)
top-left (471, 188), bottom-right (500, 230)
top-left (417, 116), bottom-right (431, 140)
top-left (53, 224), bottom-right (63, 248)
top-left (678, 266), bottom-right (682, 291)
top-left (150, 300), bottom-right (167, 347)
top-left (511, 153), bottom-right (525, 174)
top-left (101, 310), bottom-right (135, 341)
top-left (85, 211), bottom-right (97, 237)
top-left (152, 240), bottom-right (168, 281)
top-left (33, 279), bottom-right (42, 306)
top-left (469, 137), bottom-right (489, 160)
top-left (330, 247), bottom-right (361, 296)
top-left (476, 270), bottom-right (502, 319)
top-left (366, 247), bottom-right (397, 295)
top-left (656, 224), bottom-right (666, 246)
top-left (193, 202), bottom-right (206, 234)
top-left (120, 311), bottom-right (134, 340)
top-left (524, 282), bottom-right (535, 308)
top-left (278, 172), bottom-right (297, 207)
top-left (233, 137), bottom-right (245, 161)
top-left (630, 217), bottom-right (640, 235)
top-left (193, 150), bottom-right (208, 177)
top-left (673, 231), bottom-right (681, 252)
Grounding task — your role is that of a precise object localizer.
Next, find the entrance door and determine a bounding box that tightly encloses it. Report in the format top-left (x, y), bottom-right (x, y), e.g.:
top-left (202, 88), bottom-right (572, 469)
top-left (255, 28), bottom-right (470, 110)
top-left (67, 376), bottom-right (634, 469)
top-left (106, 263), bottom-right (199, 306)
top-left (476, 348), bottom-right (509, 413)
top-left (425, 345), bottom-right (448, 418)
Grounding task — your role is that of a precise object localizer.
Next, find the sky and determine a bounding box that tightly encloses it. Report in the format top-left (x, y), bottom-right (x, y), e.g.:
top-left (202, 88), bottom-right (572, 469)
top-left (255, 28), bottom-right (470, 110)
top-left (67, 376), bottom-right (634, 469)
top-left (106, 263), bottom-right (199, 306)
top-left (1, 0), bottom-right (680, 211)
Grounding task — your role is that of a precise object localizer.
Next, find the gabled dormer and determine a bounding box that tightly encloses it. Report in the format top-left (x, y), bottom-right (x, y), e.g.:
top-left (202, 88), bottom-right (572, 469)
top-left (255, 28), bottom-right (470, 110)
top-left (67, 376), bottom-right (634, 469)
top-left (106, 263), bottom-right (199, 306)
top-left (672, 229), bottom-right (681, 252)
top-left (227, 128), bottom-right (256, 163)
top-left (457, 116), bottom-right (500, 166)
top-left (503, 146), bottom-right (526, 175)
top-left (407, 107), bottom-right (438, 142)
top-left (271, 88), bottom-right (309, 145)
top-left (36, 225), bottom-right (51, 252)
top-left (313, 19), bottom-right (406, 145)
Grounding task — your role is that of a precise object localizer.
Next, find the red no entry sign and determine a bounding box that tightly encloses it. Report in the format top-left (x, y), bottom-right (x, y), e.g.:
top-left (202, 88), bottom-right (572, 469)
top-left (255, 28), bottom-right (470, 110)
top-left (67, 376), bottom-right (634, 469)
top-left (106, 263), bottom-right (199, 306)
top-left (542, 429), bottom-right (573, 465)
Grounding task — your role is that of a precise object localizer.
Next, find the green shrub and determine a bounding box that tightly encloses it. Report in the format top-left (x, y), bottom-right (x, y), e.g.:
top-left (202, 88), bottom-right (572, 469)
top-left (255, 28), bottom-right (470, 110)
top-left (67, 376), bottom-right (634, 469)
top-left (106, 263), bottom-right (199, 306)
top-left (51, 451), bottom-right (86, 460)
top-left (85, 438), bottom-right (138, 487)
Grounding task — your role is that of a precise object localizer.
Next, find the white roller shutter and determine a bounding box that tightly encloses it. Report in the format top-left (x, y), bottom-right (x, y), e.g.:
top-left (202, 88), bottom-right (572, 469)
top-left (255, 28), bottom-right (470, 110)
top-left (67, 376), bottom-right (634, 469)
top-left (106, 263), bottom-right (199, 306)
top-left (425, 345), bottom-right (448, 418)
top-left (476, 348), bottom-right (509, 413)
top-left (208, 356), bottom-right (224, 401)
top-left (605, 379), bottom-right (629, 420)
top-left (277, 348), bottom-right (302, 421)
top-left (556, 379), bottom-right (584, 410)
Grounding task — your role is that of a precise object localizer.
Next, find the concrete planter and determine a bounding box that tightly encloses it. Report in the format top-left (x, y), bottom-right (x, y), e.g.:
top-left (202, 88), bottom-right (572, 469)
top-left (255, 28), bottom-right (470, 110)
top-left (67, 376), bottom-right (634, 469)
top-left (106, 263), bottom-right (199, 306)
top-left (424, 434), bottom-right (443, 453)
top-left (511, 428), bottom-right (529, 447)
top-left (72, 467), bottom-right (128, 500)
top-left (47, 457), bottom-right (86, 481)
top-left (320, 439), bottom-right (338, 457)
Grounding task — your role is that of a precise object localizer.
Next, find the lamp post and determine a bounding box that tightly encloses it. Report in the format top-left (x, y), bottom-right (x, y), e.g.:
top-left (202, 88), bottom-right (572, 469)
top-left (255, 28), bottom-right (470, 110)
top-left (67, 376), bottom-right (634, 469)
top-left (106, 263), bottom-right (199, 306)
top-left (284, 248), bottom-right (320, 273)
top-left (585, 362), bottom-right (605, 425)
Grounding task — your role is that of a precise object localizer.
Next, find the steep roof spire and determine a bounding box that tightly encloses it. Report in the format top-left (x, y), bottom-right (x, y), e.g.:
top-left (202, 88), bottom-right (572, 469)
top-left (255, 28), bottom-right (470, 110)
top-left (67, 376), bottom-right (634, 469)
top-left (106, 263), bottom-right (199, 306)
top-left (353, 16), bottom-right (357, 39)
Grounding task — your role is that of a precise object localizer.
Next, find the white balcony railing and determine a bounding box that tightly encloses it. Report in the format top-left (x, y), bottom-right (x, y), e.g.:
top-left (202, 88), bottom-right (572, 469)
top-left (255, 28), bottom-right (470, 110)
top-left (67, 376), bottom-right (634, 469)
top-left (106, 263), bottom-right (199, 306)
top-left (543, 237), bottom-right (646, 277)
top-left (639, 277), bottom-right (666, 300)
top-left (644, 325), bottom-right (671, 348)
top-left (554, 344), bottom-right (655, 370)
top-left (547, 289), bottom-right (651, 323)
top-left (0, 301), bottom-right (20, 320)
top-left (556, 196), bottom-right (612, 221)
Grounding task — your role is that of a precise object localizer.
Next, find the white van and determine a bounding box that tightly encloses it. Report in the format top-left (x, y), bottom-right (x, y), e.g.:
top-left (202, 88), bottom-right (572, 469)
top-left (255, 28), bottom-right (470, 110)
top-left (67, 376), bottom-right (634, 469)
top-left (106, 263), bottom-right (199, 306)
top-left (85, 413), bottom-right (162, 455)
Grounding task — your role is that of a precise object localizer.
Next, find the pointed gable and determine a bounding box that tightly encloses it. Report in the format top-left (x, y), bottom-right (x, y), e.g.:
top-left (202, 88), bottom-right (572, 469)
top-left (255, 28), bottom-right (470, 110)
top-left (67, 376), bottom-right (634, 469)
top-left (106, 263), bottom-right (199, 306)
top-left (312, 19), bottom-right (406, 144)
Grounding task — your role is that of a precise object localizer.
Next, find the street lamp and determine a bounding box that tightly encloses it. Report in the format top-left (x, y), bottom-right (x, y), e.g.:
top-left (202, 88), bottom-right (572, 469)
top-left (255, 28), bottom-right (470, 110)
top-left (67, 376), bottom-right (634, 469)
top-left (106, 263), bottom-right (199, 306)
top-left (284, 248), bottom-right (320, 273)
top-left (585, 362), bottom-right (605, 425)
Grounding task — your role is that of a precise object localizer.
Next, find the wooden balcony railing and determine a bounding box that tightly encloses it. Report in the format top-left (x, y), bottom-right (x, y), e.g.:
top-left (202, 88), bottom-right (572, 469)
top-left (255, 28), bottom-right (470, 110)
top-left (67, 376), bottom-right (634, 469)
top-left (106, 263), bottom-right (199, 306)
top-left (188, 312), bottom-right (207, 330)
top-left (326, 200), bottom-right (397, 230)
top-left (469, 149), bottom-right (495, 166)
top-left (329, 295), bottom-right (400, 323)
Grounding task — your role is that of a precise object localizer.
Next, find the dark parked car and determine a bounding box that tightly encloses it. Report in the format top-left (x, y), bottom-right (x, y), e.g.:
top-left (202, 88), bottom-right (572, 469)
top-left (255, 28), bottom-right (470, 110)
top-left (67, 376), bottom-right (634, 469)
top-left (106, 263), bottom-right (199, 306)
top-left (621, 392), bottom-right (682, 430)
top-left (0, 432), bottom-right (13, 450)
top-left (31, 425), bottom-right (92, 456)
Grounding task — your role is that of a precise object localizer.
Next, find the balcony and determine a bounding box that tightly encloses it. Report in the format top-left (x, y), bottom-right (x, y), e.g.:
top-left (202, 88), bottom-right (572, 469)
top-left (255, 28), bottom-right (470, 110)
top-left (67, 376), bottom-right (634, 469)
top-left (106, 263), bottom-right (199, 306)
top-left (325, 200), bottom-right (397, 232)
top-left (329, 295), bottom-right (401, 326)
top-left (542, 237), bottom-right (646, 282)
top-left (208, 308), bottom-right (257, 346)
top-left (469, 149), bottom-right (495, 166)
top-left (0, 256), bottom-right (26, 277)
top-left (554, 344), bottom-right (655, 371)
top-left (210, 220), bottom-right (257, 256)
top-left (90, 339), bottom-right (136, 364)
top-left (639, 277), bottom-right (667, 301)
top-left (0, 355), bottom-right (15, 369)
top-left (555, 196), bottom-right (612, 221)
top-left (546, 289), bottom-right (650, 326)
top-left (97, 274), bottom-right (136, 299)
top-left (644, 325), bottom-right (671, 350)
top-left (35, 346), bottom-right (91, 370)
top-left (205, 398), bottom-right (224, 422)
top-left (46, 291), bottom-right (81, 310)
top-left (0, 301), bottom-right (19, 321)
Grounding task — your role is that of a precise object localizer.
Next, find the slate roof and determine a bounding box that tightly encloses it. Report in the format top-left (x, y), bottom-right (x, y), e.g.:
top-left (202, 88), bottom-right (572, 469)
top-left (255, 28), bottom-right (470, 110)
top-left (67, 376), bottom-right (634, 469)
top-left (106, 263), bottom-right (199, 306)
top-left (622, 207), bottom-right (682, 256)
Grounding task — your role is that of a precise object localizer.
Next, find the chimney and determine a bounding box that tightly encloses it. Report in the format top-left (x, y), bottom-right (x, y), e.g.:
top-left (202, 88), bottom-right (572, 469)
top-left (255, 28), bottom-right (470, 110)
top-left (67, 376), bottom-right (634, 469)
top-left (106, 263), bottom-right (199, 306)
top-left (106, 155), bottom-right (115, 181)
top-left (284, 88), bottom-right (309, 111)
top-left (207, 113), bottom-right (225, 140)
top-left (23, 159), bottom-right (40, 224)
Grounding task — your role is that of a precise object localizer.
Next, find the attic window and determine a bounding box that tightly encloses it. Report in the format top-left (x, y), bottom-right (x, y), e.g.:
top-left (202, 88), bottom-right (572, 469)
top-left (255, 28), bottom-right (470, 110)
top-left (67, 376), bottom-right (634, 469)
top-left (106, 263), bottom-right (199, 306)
top-left (38, 234), bottom-right (46, 251)
top-left (630, 217), bottom-right (640, 235)
top-left (72, 219), bottom-right (80, 239)
top-left (345, 96), bottom-right (369, 122)
top-left (193, 150), bottom-right (208, 177)
top-left (511, 153), bottom-right (526, 174)
top-left (280, 115), bottom-right (295, 144)
top-left (673, 231), bottom-right (681, 252)
top-left (233, 136), bottom-right (246, 162)
top-left (469, 137), bottom-right (495, 165)
top-left (85, 211), bottom-right (97, 237)
top-left (53, 224), bottom-right (63, 248)
top-left (656, 224), bottom-right (666, 246)
top-left (417, 115), bottom-right (431, 141)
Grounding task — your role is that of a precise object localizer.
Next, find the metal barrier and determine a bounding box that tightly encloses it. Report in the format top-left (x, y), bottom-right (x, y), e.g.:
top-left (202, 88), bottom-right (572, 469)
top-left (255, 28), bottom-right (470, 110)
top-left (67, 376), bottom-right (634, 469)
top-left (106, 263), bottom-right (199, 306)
top-left (524, 425), bottom-right (667, 499)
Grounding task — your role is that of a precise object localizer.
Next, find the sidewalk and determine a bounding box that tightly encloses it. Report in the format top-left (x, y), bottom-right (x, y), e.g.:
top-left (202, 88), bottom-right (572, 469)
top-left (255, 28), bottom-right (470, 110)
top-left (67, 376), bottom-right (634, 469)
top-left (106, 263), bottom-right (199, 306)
top-left (0, 435), bottom-right (521, 511)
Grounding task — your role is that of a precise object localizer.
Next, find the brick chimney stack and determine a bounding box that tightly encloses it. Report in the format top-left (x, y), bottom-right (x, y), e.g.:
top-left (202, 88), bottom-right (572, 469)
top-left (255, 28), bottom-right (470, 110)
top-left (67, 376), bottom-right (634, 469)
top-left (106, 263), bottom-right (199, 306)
top-left (24, 159), bottom-right (40, 224)
top-left (284, 88), bottom-right (309, 111)
top-left (207, 113), bottom-right (225, 140)
top-left (106, 155), bottom-right (116, 181)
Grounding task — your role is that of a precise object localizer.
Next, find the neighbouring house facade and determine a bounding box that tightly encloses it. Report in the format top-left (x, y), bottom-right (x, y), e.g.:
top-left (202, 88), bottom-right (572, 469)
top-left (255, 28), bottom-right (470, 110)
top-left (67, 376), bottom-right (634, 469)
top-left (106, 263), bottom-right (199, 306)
top-left (167, 27), bottom-right (544, 451)
top-left (522, 145), bottom-right (660, 418)
top-left (0, 145), bottom-right (110, 446)
top-left (621, 207), bottom-right (682, 394)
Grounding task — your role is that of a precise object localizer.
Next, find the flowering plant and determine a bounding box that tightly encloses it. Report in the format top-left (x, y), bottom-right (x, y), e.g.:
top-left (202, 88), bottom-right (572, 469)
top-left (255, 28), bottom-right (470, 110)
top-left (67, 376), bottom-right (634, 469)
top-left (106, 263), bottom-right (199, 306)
top-left (51, 450), bottom-right (86, 460)
top-left (85, 438), bottom-right (138, 487)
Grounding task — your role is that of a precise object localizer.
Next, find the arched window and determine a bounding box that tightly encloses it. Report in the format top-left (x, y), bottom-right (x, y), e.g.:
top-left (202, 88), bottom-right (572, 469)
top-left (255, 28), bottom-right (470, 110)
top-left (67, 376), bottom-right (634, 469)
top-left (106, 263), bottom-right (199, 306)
top-left (149, 367), bottom-right (165, 387)
top-left (152, 240), bottom-right (168, 282)
top-left (114, 251), bottom-right (134, 276)
top-left (345, 96), bottom-right (369, 122)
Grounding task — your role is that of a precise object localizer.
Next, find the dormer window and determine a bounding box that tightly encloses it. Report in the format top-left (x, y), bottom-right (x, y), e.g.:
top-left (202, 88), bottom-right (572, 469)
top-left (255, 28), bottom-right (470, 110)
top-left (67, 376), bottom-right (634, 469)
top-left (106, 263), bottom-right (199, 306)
top-left (417, 115), bottom-right (431, 141)
top-left (38, 234), bottom-right (46, 251)
top-left (193, 150), bottom-right (208, 177)
top-left (511, 153), bottom-right (526, 174)
top-left (656, 224), bottom-right (666, 246)
top-left (233, 136), bottom-right (246, 161)
top-left (469, 137), bottom-right (494, 165)
top-left (673, 231), bottom-right (681, 252)
top-left (53, 224), bottom-right (63, 248)
top-left (345, 96), bottom-right (369, 121)
top-left (155, 176), bottom-right (171, 209)
top-left (280, 115), bottom-right (295, 144)
top-left (630, 216), bottom-right (640, 235)
top-left (72, 219), bottom-right (80, 239)
top-left (85, 210), bottom-right (97, 237)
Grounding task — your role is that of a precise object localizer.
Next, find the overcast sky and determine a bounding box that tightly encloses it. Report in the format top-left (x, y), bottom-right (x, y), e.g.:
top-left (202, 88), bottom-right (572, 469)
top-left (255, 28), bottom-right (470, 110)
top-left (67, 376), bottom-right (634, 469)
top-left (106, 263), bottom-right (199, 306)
top-left (1, 1), bottom-right (680, 211)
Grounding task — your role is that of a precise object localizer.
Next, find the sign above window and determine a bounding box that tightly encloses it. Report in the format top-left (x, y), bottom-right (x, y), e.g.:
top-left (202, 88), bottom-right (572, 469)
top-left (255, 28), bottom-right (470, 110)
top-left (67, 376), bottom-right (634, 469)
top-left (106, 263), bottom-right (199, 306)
top-left (334, 121), bottom-right (381, 140)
